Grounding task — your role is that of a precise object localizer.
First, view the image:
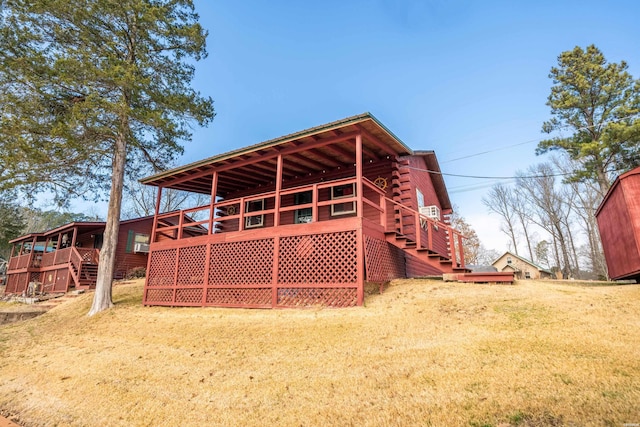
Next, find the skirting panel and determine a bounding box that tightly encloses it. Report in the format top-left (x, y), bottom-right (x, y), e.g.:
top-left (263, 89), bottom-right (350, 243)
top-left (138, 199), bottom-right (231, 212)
top-left (364, 236), bottom-right (406, 283)
top-left (144, 230), bottom-right (360, 308)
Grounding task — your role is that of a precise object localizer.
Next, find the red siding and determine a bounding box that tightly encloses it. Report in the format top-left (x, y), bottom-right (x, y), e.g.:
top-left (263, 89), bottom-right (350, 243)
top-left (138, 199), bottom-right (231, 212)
top-left (399, 155), bottom-right (443, 213)
top-left (596, 169), bottom-right (640, 280)
top-left (115, 218), bottom-right (154, 278)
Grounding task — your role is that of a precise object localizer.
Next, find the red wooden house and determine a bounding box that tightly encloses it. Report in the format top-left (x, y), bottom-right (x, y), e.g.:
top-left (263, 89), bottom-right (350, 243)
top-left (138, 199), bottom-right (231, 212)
top-left (4, 216), bottom-right (154, 295)
top-left (140, 113), bottom-right (467, 308)
top-left (596, 167), bottom-right (640, 281)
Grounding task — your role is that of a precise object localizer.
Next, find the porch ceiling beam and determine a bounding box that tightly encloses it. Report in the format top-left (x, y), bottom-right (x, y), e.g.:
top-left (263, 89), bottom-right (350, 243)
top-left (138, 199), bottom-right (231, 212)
top-left (220, 170), bottom-right (266, 187)
top-left (356, 125), bottom-right (399, 156)
top-left (360, 145), bottom-right (380, 161)
top-left (173, 181), bottom-right (212, 194)
top-left (323, 143), bottom-right (355, 165)
top-left (153, 131), bottom-right (360, 188)
top-left (306, 147), bottom-right (342, 167)
top-left (234, 162), bottom-right (276, 180)
top-left (288, 152), bottom-right (327, 172)
top-left (280, 159), bottom-right (309, 175)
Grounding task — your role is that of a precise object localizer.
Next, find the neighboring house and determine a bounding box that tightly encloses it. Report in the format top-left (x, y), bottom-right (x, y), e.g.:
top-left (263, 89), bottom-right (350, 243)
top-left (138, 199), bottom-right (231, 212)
top-left (466, 265), bottom-right (498, 273)
top-left (139, 113), bottom-right (467, 309)
top-left (492, 251), bottom-right (552, 280)
top-left (595, 167), bottom-right (640, 282)
top-left (4, 217), bottom-right (155, 295)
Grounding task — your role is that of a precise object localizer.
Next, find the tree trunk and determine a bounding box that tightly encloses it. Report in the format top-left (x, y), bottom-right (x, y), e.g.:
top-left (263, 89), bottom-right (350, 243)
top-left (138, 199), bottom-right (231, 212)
top-left (88, 130), bottom-right (127, 316)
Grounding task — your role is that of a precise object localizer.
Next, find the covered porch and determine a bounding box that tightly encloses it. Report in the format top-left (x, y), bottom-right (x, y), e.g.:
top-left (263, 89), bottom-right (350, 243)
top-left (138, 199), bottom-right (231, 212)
top-left (141, 113), bottom-right (465, 308)
top-left (5, 223), bottom-right (102, 295)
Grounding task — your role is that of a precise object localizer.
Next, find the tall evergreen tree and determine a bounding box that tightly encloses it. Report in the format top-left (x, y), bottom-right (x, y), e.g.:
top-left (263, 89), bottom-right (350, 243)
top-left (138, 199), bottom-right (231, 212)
top-left (0, 192), bottom-right (25, 261)
top-left (538, 45), bottom-right (640, 196)
top-left (0, 0), bottom-right (214, 314)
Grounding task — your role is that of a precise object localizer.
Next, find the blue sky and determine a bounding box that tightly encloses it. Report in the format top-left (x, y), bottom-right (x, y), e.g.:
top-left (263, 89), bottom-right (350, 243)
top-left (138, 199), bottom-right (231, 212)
top-left (77, 0), bottom-right (640, 251)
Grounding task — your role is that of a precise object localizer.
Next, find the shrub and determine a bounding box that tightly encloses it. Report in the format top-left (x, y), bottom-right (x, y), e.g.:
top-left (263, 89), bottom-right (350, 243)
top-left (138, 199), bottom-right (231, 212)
top-left (125, 267), bottom-right (146, 280)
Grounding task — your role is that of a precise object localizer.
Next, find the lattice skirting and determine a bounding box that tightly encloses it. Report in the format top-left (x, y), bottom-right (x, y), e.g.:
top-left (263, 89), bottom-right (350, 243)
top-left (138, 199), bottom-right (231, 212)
top-left (144, 231), bottom-right (360, 308)
top-left (364, 236), bottom-right (406, 283)
top-left (5, 273), bottom-right (28, 294)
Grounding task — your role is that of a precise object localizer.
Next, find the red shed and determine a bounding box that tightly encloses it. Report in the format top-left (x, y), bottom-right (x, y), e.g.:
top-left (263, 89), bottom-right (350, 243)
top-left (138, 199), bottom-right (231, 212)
top-left (595, 167), bottom-right (640, 281)
top-left (4, 216), bottom-right (154, 295)
top-left (140, 113), bottom-right (467, 308)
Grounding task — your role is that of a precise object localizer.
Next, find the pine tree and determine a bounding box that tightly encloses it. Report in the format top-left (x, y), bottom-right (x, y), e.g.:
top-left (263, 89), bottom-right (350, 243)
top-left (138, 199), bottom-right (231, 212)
top-left (0, 0), bottom-right (214, 314)
top-left (538, 45), bottom-right (640, 196)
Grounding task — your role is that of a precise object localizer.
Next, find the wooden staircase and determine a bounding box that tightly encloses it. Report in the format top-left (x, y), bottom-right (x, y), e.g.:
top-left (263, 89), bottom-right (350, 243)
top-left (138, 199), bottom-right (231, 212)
top-left (68, 248), bottom-right (99, 290)
top-left (386, 159), bottom-right (469, 276)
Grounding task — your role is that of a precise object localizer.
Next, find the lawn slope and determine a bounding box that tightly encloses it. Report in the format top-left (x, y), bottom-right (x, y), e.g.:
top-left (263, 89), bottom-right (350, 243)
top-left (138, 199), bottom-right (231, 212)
top-left (0, 279), bottom-right (639, 426)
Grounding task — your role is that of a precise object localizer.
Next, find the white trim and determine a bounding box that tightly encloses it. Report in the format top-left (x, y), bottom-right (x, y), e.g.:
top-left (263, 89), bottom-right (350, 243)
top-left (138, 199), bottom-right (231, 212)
top-left (330, 183), bottom-right (356, 216)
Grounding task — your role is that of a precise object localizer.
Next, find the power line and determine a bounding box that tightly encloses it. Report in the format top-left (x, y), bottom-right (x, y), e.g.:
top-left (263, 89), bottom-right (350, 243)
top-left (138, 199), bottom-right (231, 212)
top-left (440, 112), bottom-right (640, 164)
top-left (406, 166), bottom-right (574, 180)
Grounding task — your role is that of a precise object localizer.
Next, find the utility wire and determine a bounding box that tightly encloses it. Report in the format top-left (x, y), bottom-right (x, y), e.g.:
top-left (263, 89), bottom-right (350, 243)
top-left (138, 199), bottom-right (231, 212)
top-left (440, 112), bottom-right (640, 164)
top-left (405, 166), bottom-right (574, 180)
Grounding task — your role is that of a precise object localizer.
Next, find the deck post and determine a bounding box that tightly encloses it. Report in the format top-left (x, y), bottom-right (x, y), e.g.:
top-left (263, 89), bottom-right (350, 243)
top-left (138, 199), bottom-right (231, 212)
top-left (272, 237), bottom-right (280, 307)
top-left (274, 154), bottom-right (283, 227)
top-left (457, 233), bottom-right (465, 268)
top-left (449, 229), bottom-right (457, 266)
top-left (150, 186), bottom-right (163, 243)
top-left (312, 183), bottom-right (318, 222)
top-left (209, 171), bottom-right (218, 234)
top-left (70, 227), bottom-right (77, 248)
top-left (28, 236), bottom-right (36, 268)
top-left (415, 212), bottom-right (422, 249)
top-left (203, 172), bottom-right (217, 304)
top-left (355, 134), bottom-right (365, 305)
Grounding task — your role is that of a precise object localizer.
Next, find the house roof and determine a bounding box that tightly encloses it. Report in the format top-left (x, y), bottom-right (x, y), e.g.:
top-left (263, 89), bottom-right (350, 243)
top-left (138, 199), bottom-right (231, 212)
top-left (492, 251), bottom-right (551, 274)
top-left (414, 150), bottom-right (452, 212)
top-left (466, 264), bottom-right (498, 273)
top-left (595, 166), bottom-right (640, 217)
top-left (9, 216), bottom-right (155, 244)
top-left (140, 113), bottom-right (415, 196)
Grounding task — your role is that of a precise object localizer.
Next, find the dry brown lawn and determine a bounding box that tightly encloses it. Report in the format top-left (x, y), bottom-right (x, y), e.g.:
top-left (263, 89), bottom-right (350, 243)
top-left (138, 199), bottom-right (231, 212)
top-left (0, 278), bottom-right (639, 426)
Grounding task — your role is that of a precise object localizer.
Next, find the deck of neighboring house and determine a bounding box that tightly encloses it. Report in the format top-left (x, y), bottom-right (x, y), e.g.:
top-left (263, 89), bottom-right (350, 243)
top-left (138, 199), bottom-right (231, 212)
top-left (4, 217), bottom-right (153, 295)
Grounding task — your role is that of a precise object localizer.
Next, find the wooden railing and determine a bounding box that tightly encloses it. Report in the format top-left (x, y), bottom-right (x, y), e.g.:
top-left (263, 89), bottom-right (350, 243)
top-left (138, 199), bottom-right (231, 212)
top-left (360, 178), bottom-right (465, 267)
top-left (150, 176), bottom-right (465, 266)
top-left (7, 247), bottom-right (100, 272)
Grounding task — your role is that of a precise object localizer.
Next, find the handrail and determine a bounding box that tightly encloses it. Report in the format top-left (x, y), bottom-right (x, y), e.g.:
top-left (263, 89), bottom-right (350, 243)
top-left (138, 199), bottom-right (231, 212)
top-left (379, 192), bottom-right (465, 265)
top-left (149, 175), bottom-right (465, 266)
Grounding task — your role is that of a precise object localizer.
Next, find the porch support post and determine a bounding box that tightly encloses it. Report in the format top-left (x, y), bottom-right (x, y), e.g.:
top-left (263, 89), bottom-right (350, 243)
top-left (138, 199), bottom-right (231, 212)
top-left (28, 235), bottom-right (36, 268)
top-left (355, 133), bottom-right (365, 305)
top-left (274, 154), bottom-right (283, 227)
top-left (143, 186), bottom-right (163, 305)
top-left (150, 186), bottom-right (163, 243)
top-left (209, 171), bottom-right (218, 234)
top-left (457, 232), bottom-right (465, 268)
top-left (71, 227), bottom-right (77, 248)
top-left (449, 229), bottom-right (457, 266)
top-left (272, 237), bottom-right (280, 308)
top-left (355, 134), bottom-right (364, 217)
top-left (203, 172), bottom-right (217, 305)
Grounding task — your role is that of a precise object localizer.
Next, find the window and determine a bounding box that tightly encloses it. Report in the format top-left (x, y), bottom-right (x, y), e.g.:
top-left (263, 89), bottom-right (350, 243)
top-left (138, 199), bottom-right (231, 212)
top-left (294, 191), bottom-right (313, 224)
top-left (507, 257), bottom-right (512, 264)
top-left (524, 271), bottom-right (531, 279)
top-left (245, 199), bottom-right (264, 228)
top-left (135, 233), bottom-right (150, 244)
top-left (126, 231), bottom-right (150, 253)
top-left (416, 188), bottom-right (425, 208)
top-left (331, 183), bottom-right (356, 216)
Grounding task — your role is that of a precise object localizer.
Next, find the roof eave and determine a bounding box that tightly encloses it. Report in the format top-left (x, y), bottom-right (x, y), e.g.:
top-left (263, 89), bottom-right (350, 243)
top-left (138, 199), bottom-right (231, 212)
top-left (140, 112), bottom-right (413, 186)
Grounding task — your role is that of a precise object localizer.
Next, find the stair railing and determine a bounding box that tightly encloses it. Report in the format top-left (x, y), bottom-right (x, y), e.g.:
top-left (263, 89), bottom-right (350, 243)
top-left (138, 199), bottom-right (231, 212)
top-left (381, 193), bottom-right (466, 267)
